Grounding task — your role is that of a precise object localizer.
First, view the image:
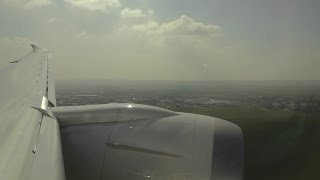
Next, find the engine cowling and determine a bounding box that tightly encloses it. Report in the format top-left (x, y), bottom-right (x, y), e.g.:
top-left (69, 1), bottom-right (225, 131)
top-left (52, 104), bottom-right (243, 180)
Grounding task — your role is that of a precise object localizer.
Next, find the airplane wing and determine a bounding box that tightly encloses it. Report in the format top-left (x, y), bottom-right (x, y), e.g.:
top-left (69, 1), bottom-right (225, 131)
top-left (0, 46), bottom-right (243, 180)
top-left (0, 45), bottom-right (65, 180)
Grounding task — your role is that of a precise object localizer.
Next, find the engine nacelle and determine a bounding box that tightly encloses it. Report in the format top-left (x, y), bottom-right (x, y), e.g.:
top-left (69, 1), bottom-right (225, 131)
top-left (52, 104), bottom-right (243, 180)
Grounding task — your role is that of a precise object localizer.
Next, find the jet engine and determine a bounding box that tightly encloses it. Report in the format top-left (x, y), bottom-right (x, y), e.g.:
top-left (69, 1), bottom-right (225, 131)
top-left (52, 103), bottom-right (243, 180)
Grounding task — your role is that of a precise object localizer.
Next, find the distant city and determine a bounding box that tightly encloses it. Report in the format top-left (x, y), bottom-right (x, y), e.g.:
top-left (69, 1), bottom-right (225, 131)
top-left (56, 80), bottom-right (320, 112)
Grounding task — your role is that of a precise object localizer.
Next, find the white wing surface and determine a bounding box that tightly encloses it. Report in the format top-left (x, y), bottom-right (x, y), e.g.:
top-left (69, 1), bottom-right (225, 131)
top-left (0, 45), bottom-right (64, 180)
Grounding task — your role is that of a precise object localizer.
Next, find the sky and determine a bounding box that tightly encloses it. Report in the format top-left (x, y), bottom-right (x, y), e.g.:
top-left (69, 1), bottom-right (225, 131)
top-left (0, 0), bottom-right (319, 80)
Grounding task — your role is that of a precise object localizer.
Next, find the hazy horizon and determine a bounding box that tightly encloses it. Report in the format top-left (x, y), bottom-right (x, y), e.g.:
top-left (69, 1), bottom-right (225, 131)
top-left (56, 80), bottom-right (320, 97)
top-left (1, 0), bottom-right (320, 80)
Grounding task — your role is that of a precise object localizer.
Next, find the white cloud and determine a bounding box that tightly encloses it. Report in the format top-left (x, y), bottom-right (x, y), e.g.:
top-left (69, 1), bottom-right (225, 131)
top-left (118, 10), bottom-right (222, 45)
top-left (131, 21), bottom-right (160, 33)
top-left (1, 0), bottom-right (53, 8)
top-left (120, 8), bottom-right (153, 23)
top-left (131, 15), bottom-right (222, 37)
top-left (65, 0), bottom-right (121, 11)
top-left (25, 0), bottom-right (53, 8)
top-left (161, 15), bottom-right (221, 36)
top-left (120, 8), bottom-right (153, 19)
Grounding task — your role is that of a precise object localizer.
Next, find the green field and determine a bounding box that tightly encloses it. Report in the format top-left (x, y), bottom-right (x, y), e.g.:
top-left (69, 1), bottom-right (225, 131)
top-left (170, 105), bottom-right (320, 180)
